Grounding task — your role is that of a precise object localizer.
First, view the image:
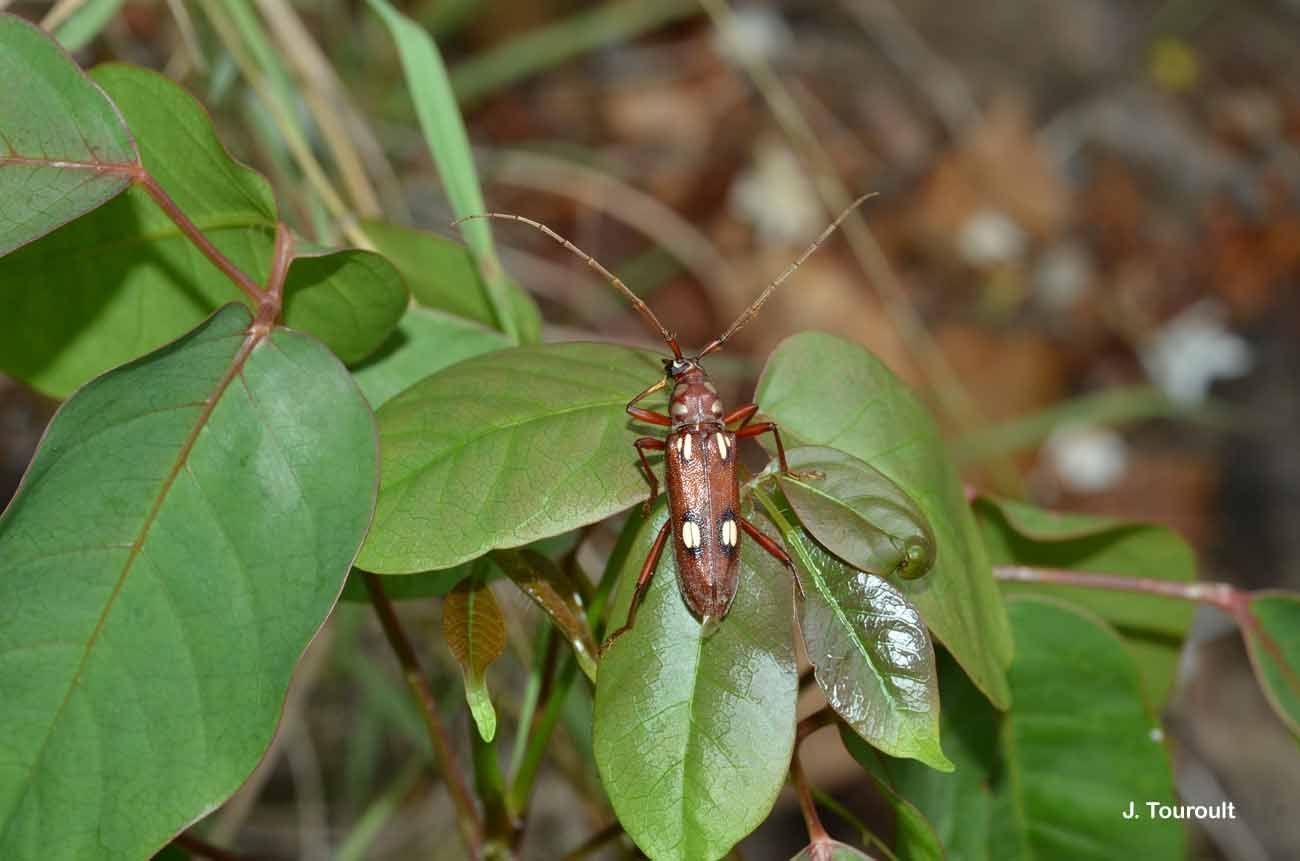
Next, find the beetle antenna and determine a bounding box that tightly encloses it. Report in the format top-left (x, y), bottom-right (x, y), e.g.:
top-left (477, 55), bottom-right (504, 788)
top-left (453, 212), bottom-right (683, 358)
top-left (697, 193), bottom-right (875, 358)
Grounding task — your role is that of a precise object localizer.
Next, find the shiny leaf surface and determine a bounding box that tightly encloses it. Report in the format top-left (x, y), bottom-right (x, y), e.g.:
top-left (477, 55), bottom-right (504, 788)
top-left (443, 566), bottom-right (507, 741)
top-left (757, 490), bottom-right (949, 771)
top-left (493, 549), bottom-right (599, 683)
top-left (0, 14), bottom-right (138, 256)
top-left (779, 446), bottom-right (935, 580)
top-left (0, 305), bottom-right (377, 859)
top-left (975, 495), bottom-right (1195, 708)
top-left (1242, 592), bottom-right (1300, 735)
top-left (350, 306), bottom-right (512, 408)
top-left (756, 333), bottom-right (1012, 708)
top-left (358, 342), bottom-right (664, 572)
top-left (594, 504), bottom-right (797, 861)
top-left (887, 598), bottom-right (1184, 860)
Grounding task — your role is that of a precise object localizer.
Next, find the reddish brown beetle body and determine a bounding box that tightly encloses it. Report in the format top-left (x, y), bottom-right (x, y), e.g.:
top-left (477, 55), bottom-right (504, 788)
top-left (456, 196), bottom-right (869, 646)
top-left (663, 366), bottom-right (741, 621)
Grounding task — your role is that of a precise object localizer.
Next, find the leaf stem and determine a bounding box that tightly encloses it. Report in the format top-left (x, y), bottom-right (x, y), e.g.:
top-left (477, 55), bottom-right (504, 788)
top-left (362, 572), bottom-right (483, 858)
top-left (992, 565), bottom-right (1245, 615)
top-left (790, 750), bottom-right (830, 845)
top-left (796, 706), bottom-right (838, 745)
top-left (135, 173), bottom-right (266, 304)
top-left (507, 655), bottom-right (579, 814)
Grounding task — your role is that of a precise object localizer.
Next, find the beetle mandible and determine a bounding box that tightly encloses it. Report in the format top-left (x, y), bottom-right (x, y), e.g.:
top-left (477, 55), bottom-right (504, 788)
top-left (457, 195), bottom-right (870, 645)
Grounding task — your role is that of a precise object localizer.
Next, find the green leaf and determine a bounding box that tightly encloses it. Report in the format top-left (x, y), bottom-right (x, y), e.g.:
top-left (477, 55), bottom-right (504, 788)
top-left (0, 304), bottom-right (377, 859)
top-left (886, 599), bottom-right (1185, 861)
top-left (1, 64), bottom-right (401, 396)
top-left (443, 566), bottom-right (507, 741)
top-left (493, 549), bottom-right (599, 683)
top-left (839, 729), bottom-right (947, 861)
top-left (790, 840), bottom-right (874, 861)
top-left (1241, 591), bottom-right (1300, 735)
top-left (778, 446), bottom-right (935, 580)
top-left (281, 248), bottom-right (408, 365)
top-left (755, 489), bottom-right (950, 772)
top-left (51, 0), bottom-right (126, 51)
top-left (975, 495), bottom-right (1195, 709)
top-left (361, 219), bottom-right (540, 340)
top-left (350, 306), bottom-right (513, 408)
top-left (358, 342), bottom-right (664, 572)
top-left (362, 0), bottom-right (532, 343)
top-left (0, 14), bottom-right (139, 256)
top-left (756, 332), bottom-right (1012, 709)
top-left (594, 503), bottom-right (797, 861)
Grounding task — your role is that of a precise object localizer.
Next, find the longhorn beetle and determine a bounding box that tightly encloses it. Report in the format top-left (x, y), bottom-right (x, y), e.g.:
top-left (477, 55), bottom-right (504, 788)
top-left (457, 195), bottom-right (871, 646)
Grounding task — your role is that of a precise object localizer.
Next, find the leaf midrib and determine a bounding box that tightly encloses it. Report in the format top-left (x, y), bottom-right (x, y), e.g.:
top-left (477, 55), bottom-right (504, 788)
top-left (0, 323), bottom-right (262, 837)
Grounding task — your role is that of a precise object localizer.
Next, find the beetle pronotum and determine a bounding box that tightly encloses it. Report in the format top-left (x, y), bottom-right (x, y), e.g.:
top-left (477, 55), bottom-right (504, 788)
top-left (457, 195), bottom-right (871, 645)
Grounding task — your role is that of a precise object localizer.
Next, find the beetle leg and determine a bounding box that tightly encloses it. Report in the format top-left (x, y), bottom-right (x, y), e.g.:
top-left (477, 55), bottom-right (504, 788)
top-left (602, 519), bottom-right (672, 653)
top-left (739, 517), bottom-right (805, 599)
top-left (633, 437), bottom-right (666, 513)
top-left (723, 402), bottom-right (759, 430)
top-left (627, 378), bottom-right (671, 427)
top-left (735, 420), bottom-right (790, 474)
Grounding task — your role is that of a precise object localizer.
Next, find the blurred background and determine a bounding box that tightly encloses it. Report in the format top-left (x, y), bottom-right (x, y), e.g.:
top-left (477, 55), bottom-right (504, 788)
top-left (1, 0), bottom-right (1298, 858)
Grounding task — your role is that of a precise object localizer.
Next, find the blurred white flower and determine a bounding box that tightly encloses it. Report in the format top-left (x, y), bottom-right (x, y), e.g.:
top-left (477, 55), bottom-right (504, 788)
top-left (1043, 425), bottom-right (1129, 493)
top-left (957, 209), bottom-right (1027, 266)
top-left (712, 6), bottom-right (791, 65)
top-left (1034, 241), bottom-right (1094, 310)
top-left (729, 138), bottom-right (822, 244)
top-left (1140, 300), bottom-right (1252, 406)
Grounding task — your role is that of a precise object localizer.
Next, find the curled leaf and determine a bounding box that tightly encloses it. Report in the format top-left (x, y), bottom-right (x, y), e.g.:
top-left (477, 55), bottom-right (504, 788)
top-left (778, 446), bottom-right (935, 580)
top-left (756, 490), bottom-right (950, 772)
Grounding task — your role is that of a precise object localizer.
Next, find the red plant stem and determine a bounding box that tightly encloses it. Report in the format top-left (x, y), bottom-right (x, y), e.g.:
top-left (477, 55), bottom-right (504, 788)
top-left (790, 751), bottom-right (829, 845)
top-left (992, 565), bottom-right (1247, 616)
top-left (363, 573), bottom-right (483, 858)
top-left (135, 172), bottom-right (266, 305)
top-left (796, 706), bottom-right (837, 745)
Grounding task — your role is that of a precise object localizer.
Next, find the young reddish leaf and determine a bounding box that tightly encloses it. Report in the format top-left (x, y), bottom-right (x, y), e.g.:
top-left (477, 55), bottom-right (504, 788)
top-left (756, 490), bottom-right (951, 772)
top-left (0, 13), bottom-right (139, 256)
top-left (443, 569), bottom-right (508, 741)
top-left (975, 494), bottom-right (1195, 708)
top-left (0, 304), bottom-right (377, 860)
top-left (1241, 591), bottom-right (1300, 735)
top-left (778, 446), bottom-right (935, 581)
top-left (492, 549), bottom-right (599, 683)
top-left (757, 332), bottom-right (1012, 709)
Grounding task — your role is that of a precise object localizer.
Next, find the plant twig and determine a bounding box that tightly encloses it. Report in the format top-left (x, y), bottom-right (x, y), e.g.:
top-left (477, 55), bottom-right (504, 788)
top-left (992, 565), bottom-right (1243, 615)
top-left (362, 572), bottom-right (483, 858)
